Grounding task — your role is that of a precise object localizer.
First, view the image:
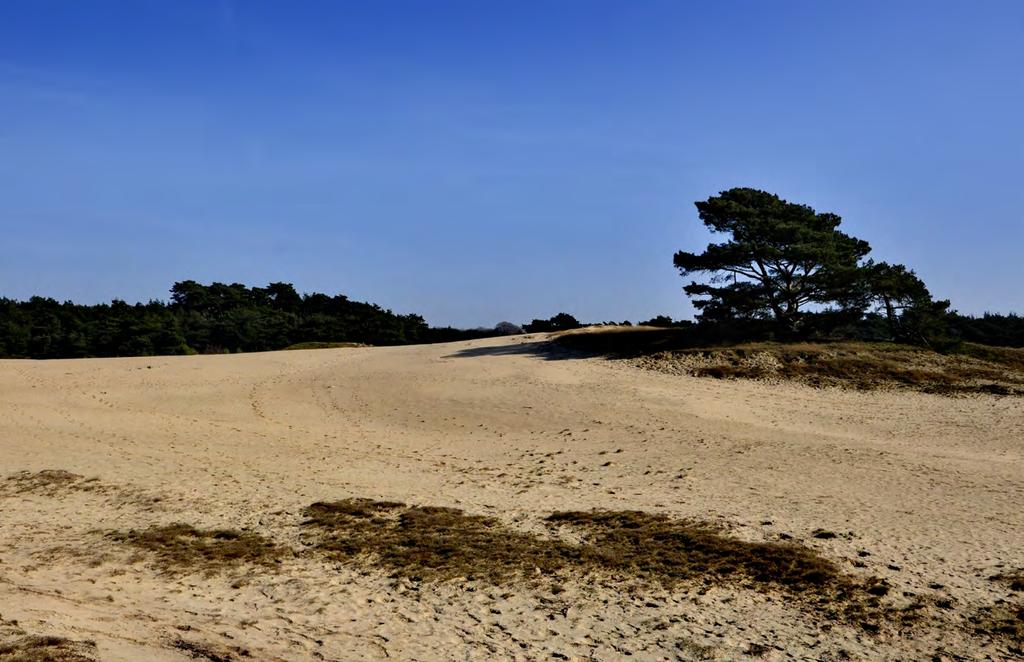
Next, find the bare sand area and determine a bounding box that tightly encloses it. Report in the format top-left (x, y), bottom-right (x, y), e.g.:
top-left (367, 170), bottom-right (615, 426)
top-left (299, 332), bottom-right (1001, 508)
top-left (1, 334), bottom-right (1021, 660)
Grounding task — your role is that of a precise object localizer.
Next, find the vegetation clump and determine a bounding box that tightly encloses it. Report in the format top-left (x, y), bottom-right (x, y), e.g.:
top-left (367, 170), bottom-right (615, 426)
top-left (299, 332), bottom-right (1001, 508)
top-left (171, 639), bottom-right (241, 662)
top-left (1, 470), bottom-right (100, 497)
top-left (108, 523), bottom-right (284, 574)
top-left (523, 313), bottom-right (582, 333)
top-left (301, 498), bottom-right (893, 624)
top-left (991, 570), bottom-right (1024, 592)
top-left (552, 328), bottom-right (1024, 395)
top-left (968, 602), bottom-right (1024, 652)
top-left (0, 618), bottom-right (96, 662)
top-left (544, 510), bottom-right (844, 591)
top-left (302, 500), bottom-right (565, 583)
top-left (639, 342), bottom-right (1024, 395)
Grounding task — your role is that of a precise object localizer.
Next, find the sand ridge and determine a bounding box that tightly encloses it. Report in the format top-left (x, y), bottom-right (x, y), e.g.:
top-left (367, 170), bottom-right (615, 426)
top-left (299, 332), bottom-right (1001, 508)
top-left (1, 335), bottom-right (1021, 660)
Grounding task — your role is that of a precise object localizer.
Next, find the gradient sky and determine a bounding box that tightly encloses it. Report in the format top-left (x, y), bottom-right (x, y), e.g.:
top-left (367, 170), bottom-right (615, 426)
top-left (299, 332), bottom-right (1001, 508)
top-left (1, 1), bottom-right (1022, 327)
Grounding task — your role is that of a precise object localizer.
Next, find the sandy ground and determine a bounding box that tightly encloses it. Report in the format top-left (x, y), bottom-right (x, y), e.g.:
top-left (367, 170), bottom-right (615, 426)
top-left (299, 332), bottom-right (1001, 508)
top-left (0, 334), bottom-right (1021, 660)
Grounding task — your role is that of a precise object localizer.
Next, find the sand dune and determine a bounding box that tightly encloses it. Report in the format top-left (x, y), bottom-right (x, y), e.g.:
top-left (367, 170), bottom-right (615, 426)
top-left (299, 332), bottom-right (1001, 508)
top-left (1, 334), bottom-right (1021, 660)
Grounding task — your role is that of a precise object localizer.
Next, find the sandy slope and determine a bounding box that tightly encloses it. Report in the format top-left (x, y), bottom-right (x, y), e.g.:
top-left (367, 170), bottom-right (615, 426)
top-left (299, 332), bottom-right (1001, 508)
top-left (0, 334), bottom-right (1021, 660)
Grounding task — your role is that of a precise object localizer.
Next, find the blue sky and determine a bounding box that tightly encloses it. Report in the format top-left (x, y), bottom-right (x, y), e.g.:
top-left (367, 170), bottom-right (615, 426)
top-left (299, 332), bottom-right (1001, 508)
top-left (1, 1), bottom-right (1022, 327)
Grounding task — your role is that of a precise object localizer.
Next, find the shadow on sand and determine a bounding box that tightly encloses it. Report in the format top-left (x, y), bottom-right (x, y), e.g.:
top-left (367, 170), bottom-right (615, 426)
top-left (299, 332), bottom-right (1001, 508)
top-left (444, 327), bottom-right (691, 361)
top-left (444, 338), bottom-right (583, 361)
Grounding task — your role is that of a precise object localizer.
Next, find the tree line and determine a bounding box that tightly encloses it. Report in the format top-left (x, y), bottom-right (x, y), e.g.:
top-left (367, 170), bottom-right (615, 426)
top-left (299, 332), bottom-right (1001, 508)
top-left (521, 309), bottom-right (1024, 348)
top-left (0, 281), bottom-right (447, 359)
top-left (3, 279), bottom-right (1020, 360)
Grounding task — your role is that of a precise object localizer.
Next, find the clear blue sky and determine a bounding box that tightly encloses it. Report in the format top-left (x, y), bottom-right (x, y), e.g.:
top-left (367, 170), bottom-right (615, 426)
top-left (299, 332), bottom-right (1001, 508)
top-left (2, 1), bottom-right (1021, 327)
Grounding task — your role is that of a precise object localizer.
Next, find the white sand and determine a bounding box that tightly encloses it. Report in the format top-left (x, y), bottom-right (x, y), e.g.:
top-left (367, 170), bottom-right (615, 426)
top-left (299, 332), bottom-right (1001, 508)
top-left (1, 334), bottom-right (1021, 660)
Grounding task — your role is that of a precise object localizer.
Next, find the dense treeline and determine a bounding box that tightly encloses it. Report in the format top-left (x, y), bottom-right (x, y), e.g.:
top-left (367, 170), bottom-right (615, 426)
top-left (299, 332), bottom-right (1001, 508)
top-left (526, 311), bottom-right (1024, 348)
top-left (2, 281), bottom-right (1021, 360)
top-left (0, 281), bottom-right (434, 359)
top-left (950, 312), bottom-right (1024, 348)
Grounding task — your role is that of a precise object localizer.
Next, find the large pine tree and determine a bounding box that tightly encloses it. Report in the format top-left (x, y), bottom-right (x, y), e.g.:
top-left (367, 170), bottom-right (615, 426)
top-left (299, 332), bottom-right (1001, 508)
top-left (674, 188), bottom-right (871, 336)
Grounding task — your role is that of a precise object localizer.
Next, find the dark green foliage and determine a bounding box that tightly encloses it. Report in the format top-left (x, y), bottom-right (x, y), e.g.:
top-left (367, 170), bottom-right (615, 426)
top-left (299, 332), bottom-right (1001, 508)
top-left (863, 262), bottom-right (953, 347)
top-left (675, 188), bottom-right (871, 337)
top-left (951, 312), bottom-right (1024, 348)
top-left (673, 188), bottom-right (976, 347)
top-left (523, 313), bottom-right (582, 333)
top-left (0, 281), bottom-right (429, 358)
top-left (639, 315), bottom-right (687, 328)
top-left (0, 280), bottom-right (534, 358)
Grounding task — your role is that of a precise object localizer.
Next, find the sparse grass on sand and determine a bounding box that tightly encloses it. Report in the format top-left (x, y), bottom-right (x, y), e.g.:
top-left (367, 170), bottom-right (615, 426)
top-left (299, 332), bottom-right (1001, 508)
top-left (969, 602), bottom-right (1024, 651)
top-left (107, 524), bottom-right (285, 575)
top-left (976, 570), bottom-right (1024, 651)
top-left (302, 499), bottom-right (564, 584)
top-left (991, 569), bottom-right (1024, 592)
top-left (0, 618), bottom-right (96, 662)
top-left (301, 499), bottom-right (895, 624)
top-left (171, 638), bottom-right (242, 662)
top-left (544, 510), bottom-right (843, 590)
top-left (1, 470), bottom-right (99, 497)
top-left (551, 327), bottom-right (1024, 395)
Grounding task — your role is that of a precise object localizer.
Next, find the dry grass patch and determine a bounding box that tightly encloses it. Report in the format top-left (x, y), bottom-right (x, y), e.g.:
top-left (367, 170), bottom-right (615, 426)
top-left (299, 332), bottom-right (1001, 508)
top-left (629, 342), bottom-right (1024, 395)
top-left (171, 638), bottom-right (243, 662)
top-left (968, 602), bottom-right (1024, 653)
top-left (1, 471), bottom-right (156, 509)
top-left (107, 523), bottom-right (285, 575)
top-left (302, 499), bottom-right (566, 583)
top-left (0, 618), bottom-right (96, 662)
top-left (956, 343), bottom-right (1024, 372)
top-left (302, 499), bottom-right (895, 626)
top-left (551, 327), bottom-right (1024, 394)
top-left (545, 510), bottom-right (843, 591)
top-left (991, 569), bottom-right (1024, 592)
top-left (1, 471), bottom-right (100, 497)
top-left (545, 510), bottom-right (899, 627)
